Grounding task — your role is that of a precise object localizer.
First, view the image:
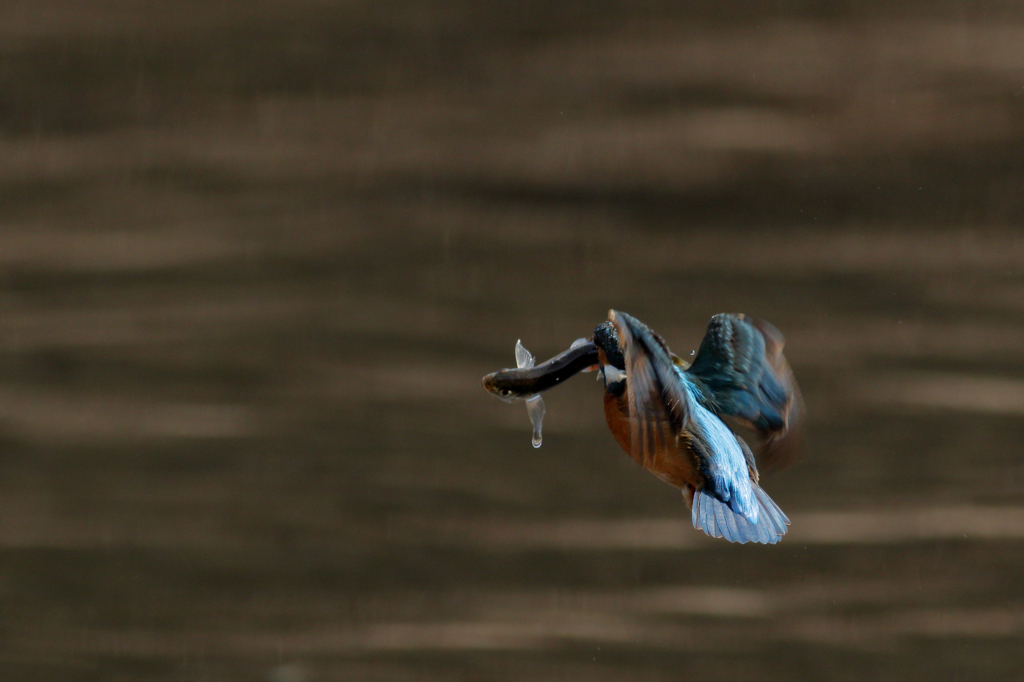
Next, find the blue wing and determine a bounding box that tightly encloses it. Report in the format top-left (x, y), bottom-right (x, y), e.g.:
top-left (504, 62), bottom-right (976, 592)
top-left (678, 373), bottom-right (759, 523)
top-left (686, 313), bottom-right (803, 475)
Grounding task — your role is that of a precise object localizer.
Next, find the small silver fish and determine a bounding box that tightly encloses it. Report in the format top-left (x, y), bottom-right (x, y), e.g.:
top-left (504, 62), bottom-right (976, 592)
top-left (482, 337), bottom-right (599, 448)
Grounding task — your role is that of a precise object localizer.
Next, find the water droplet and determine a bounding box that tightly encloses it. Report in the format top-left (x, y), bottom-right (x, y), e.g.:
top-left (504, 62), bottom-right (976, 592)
top-left (532, 431), bottom-right (542, 448)
top-left (690, 350), bottom-right (695, 355)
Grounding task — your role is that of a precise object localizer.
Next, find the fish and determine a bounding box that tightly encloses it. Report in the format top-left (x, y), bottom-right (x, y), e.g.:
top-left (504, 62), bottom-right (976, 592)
top-left (481, 338), bottom-right (599, 447)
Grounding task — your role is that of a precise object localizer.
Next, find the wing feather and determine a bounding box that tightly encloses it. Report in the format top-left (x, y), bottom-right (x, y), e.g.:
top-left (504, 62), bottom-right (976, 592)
top-left (608, 310), bottom-right (691, 469)
top-left (686, 314), bottom-right (804, 475)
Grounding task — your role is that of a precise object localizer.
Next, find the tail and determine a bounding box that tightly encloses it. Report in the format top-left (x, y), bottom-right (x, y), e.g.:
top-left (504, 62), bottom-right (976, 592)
top-left (691, 484), bottom-right (790, 544)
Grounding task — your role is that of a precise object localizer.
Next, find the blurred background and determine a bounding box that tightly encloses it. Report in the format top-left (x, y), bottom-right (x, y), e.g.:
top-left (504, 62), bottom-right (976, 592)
top-left (1, 1), bottom-right (1023, 680)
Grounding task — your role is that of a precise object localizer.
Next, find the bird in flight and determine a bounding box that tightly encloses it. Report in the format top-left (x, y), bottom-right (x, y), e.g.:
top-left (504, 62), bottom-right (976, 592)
top-left (482, 310), bottom-right (803, 544)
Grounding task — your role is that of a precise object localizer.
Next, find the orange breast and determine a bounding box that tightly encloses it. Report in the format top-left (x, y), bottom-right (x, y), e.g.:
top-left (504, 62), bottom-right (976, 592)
top-left (603, 391), bottom-right (634, 461)
top-left (603, 389), bottom-right (703, 492)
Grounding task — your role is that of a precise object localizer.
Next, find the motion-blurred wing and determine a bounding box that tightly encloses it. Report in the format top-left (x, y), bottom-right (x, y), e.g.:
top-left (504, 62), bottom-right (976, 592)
top-left (686, 313), bottom-right (803, 474)
top-left (608, 310), bottom-right (690, 467)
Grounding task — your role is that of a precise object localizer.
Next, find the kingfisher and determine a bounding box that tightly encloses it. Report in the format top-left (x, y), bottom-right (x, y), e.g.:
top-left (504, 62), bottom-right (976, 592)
top-left (482, 310), bottom-right (802, 544)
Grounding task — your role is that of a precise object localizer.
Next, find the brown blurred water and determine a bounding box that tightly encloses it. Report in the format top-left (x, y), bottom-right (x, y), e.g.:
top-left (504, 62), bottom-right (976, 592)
top-left (2, 1), bottom-right (1024, 680)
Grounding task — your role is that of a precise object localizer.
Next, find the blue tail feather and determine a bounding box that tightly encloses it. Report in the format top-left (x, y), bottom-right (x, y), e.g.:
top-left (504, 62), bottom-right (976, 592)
top-left (723, 502), bottom-right (743, 543)
top-left (754, 485), bottom-right (790, 535)
top-left (692, 484), bottom-right (789, 545)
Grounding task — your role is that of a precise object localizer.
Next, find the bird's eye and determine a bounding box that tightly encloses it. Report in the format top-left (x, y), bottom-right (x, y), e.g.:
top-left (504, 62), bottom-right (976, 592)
top-left (500, 389), bottom-right (511, 396)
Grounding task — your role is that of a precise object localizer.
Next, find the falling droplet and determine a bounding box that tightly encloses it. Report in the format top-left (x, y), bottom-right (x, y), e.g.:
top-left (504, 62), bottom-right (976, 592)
top-left (690, 350), bottom-right (695, 355)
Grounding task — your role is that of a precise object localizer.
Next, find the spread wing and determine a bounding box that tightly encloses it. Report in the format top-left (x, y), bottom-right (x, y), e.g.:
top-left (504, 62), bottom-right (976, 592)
top-left (608, 310), bottom-right (694, 467)
top-left (686, 313), bottom-right (803, 475)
